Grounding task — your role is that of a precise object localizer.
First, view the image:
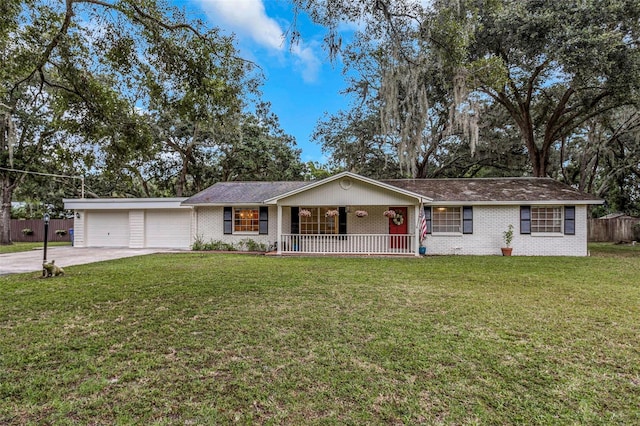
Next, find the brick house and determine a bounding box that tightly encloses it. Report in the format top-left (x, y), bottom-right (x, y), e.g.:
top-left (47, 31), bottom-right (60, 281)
top-left (64, 172), bottom-right (603, 256)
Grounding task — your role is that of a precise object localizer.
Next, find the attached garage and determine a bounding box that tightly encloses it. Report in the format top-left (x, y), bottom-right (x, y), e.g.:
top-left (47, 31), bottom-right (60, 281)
top-left (86, 210), bottom-right (130, 247)
top-left (63, 198), bottom-right (191, 249)
top-left (145, 210), bottom-right (192, 249)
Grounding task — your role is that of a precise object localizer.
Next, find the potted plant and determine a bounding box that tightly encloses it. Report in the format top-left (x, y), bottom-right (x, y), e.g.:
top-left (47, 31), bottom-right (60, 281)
top-left (354, 210), bottom-right (368, 218)
top-left (501, 224), bottom-right (514, 256)
top-left (383, 209), bottom-right (396, 218)
top-left (325, 209), bottom-right (339, 218)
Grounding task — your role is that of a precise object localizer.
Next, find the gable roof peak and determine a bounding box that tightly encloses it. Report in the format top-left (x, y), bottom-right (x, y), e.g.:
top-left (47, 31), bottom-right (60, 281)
top-left (263, 171), bottom-right (430, 204)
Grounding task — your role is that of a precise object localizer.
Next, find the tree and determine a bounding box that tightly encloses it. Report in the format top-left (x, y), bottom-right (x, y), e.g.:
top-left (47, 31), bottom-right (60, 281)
top-left (1, 0), bottom-right (252, 244)
top-left (137, 21), bottom-right (255, 196)
top-left (217, 105), bottom-right (304, 182)
top-left (302, 161), bottom-right (341, 181)
top-left (464, 0), bottom-right (640, 177)
top-left (292, 0), bottom-right (640, 177)
top-left (313, 107), bottom-right (403, 179)
top-left (561, 108), bottom-right (640, 214)
top-left (80, 103), bottom-right (305, 198)
top-left (312, 33), bottom-right (526, 179)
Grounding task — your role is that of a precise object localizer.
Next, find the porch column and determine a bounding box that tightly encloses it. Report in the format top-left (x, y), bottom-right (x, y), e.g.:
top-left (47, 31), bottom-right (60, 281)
top-left (414, 204), bottom-right (420, 256)
top-left (277, 204), bottom-right (282, 255)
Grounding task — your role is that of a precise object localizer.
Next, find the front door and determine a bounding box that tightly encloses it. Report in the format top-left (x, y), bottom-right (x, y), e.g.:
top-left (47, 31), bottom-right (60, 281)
top-left (389, 207), bottom-right (408, 249)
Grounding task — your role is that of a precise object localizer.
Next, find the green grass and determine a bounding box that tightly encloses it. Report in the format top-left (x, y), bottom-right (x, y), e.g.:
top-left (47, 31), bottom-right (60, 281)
top-left (589, 242), bottom-right (640, 257)
top-left (0, 241), bottom-right (71, 254)
top-left (1, 247), bottom-right (639, 424)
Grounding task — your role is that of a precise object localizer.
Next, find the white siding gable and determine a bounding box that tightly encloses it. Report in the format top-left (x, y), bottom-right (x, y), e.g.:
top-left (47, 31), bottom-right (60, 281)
top-left (278, 176), bottom-right (417, 206)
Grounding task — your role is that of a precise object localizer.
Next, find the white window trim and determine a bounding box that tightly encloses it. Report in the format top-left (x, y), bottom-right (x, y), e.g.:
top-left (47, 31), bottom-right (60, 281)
top-left (431, 206), bottom-right (463, 235)
top-left (299, 207), bottom-right (339, 235)
top-left (530, 206), bottom-right (563, 234)
top-left (233, 207), bottom-right (260, 235)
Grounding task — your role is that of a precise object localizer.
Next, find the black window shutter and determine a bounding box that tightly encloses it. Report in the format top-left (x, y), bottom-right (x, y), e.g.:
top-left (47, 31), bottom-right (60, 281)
top-left (564, 206), bottom-right (575, 235)
top-left (462, 206), bottom-right (473, 234)
top-left (424, 206), bottom-right (432, 234)
top-left (291, 207), bottom-right (299, 234)
top-left (259, 206), bottom-right (269, 235)
top-left (338, 207), bottom-right (347, 234)
top-left (223, 207), bottom-right (233, 235)
top-left (520, 206), bottom-right (531, 234)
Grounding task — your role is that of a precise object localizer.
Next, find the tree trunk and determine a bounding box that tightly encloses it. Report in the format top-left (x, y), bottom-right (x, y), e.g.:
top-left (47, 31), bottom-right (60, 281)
top-left (1, 176), bottom-right (14, 245)
top-left (176, 152), bottom-right (190, 197)
top-left (532, 147), bottom-right (549, 178)
top-left (514, 112), bottom-right (550, 177)
top-left (518, 127), bottom-right (541, 177)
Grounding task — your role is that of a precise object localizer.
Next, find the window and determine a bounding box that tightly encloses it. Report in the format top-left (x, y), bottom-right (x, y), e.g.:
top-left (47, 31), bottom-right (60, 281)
top-left (234, 208), bottom-right (259, 233)
top-left (432, 207), bottom-right (461, 233)
top-left (531, 206), bottom-right (562, 233)
top-left (300, 207), bottom-right (339, 234)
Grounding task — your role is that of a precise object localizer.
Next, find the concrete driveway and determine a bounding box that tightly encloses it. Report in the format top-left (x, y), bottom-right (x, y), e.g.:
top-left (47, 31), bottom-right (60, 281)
top-left (0, 247), bottom-right (176, 275)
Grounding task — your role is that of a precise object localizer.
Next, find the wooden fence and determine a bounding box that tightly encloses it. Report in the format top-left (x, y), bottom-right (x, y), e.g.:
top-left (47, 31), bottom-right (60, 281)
top-left (588, 217), bottom-right (640, 242)
top-left (10, 219), bottom-right (74, 243)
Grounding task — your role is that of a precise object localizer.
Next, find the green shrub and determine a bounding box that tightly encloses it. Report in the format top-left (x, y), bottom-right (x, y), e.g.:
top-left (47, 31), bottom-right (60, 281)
top-left (208, 241), bottom-right (236, 251)
top-left (191, 235), bottom-right (206, 251)
top-left (191, 236), bottom-right (236, 251)
top-left (241, 238), bottom-right (267, 252)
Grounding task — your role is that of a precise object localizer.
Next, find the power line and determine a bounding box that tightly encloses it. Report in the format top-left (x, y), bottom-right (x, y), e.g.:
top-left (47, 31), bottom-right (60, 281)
top-left (0, 167), bottom-right (85, 198)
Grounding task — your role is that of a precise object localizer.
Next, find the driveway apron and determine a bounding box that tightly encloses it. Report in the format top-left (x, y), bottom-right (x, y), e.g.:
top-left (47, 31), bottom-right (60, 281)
top-left (0, 247), bottom-right (173, 275)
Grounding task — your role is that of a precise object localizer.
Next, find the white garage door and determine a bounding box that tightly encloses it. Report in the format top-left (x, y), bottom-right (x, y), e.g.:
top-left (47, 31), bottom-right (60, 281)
top-left (145, 210), bottom-right (191, 249)
top-left (86, 211), bottom-right (130, 247)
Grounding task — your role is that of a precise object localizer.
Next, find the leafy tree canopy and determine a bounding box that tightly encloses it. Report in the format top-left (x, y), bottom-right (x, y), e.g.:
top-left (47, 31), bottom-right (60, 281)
top-left (1, 0), bottom-right (258, 242)
top-left (293, 0), bottom-right (640, 178)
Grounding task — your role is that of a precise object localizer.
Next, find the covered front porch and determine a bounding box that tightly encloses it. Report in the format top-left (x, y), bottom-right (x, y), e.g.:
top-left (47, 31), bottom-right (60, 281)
top-left (265, 172), bottom-right (431, 256)
top-left (274, 204), bottom-right (422, 256)
top-left (280, 232), bottom-right (417, 255)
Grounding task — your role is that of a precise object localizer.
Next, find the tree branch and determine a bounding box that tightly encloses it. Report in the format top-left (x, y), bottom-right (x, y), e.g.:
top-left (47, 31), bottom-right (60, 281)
top-left (10, 0), bottom-right (75, 98)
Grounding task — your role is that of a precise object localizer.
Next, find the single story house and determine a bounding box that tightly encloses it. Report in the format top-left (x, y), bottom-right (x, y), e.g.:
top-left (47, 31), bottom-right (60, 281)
top-left (63, 171), bottom-right (603, 256)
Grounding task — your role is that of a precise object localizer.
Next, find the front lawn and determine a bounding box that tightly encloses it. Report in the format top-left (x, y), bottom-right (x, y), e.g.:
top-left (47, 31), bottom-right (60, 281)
top-left (1, 251), bottom-right (638, 424)
top-left (0, 241), bottom-right (71, 254)
top-left (589, 241), bottom-right (640, 257)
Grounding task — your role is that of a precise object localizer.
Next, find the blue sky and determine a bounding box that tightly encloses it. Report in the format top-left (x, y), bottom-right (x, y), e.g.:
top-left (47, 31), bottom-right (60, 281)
top-left (175, 0), bottom-right (353, 163)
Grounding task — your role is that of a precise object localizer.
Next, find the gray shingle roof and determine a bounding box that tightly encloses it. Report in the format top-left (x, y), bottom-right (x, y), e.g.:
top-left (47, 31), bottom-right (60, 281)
top-left (182, 181), bottom-right (312, 205)
top-left (382, 178), bottom-right (602, 203)
top-left (182, 177), bottom-right (602, 205)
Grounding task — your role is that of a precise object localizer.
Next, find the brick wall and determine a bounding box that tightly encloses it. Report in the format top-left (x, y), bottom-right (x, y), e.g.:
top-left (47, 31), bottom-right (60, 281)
top-left (422, 205), bottom-right (588, 256)
top-left (194, 204), bottom-right (589, 256)
top-left (195, 206), bottom-right (275, 248)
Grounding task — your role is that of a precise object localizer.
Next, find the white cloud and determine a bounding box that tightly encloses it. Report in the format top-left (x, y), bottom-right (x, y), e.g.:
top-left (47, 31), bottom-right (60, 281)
top-left (292, 42), bottom-right (322, 83)
top-left (196, 0), bottom-right (322, 82)
top-left (197, 0), bottom-right (284, 50)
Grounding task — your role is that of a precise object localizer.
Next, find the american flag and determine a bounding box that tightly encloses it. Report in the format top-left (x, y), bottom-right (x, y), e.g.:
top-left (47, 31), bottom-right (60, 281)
top-left (419, 205), bottom-right (428, 242)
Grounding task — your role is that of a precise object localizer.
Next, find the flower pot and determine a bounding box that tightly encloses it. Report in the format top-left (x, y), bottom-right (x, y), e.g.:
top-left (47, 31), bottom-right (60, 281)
top-left (419, 246), bottom-right (427, 255)
top-left (501, 247), bottom-right (513, 256)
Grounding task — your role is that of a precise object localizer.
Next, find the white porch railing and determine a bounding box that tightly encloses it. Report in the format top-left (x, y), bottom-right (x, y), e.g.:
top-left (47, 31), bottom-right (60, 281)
top-left (280, 233), bottom-right (415, 255)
